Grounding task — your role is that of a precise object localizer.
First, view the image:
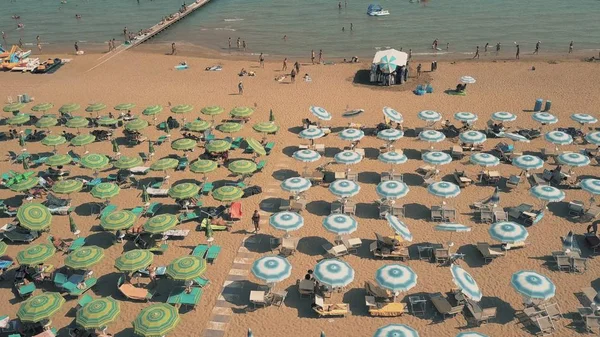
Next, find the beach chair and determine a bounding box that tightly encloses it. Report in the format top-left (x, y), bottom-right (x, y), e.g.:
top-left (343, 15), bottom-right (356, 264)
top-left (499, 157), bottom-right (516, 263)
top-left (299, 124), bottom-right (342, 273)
top-left (14, 281), bottom-right (36, 299)
top-left (117, 276), bottom-right (155, 301)
top-left (176, 157), bottom-right (188, 171)
top-left (178, 208), bottom-right (202, 223)
top-left (1, 227), bottom-right (39, 243)
top-left (249, 290), bottom-right (270, 308)
top-left (430, 292), bottom-right (464, 319)
top-left (451, 146), bottom-right (464, 159)
top-left (480, 208), bottom-right (494, 223)
top-left (68, 151), bottom-right (81, 164)
top-left (256, 160), bottom-right (267, 172)
top-left (230, 137), bottom-right (243, 149)
top-left (139, 152), bottom-right (149, 162)
top-left (476, 242), bottom-right (505, 263)
top-left (466, 298), bottom-right (497, 326)
top-left (53, 272), bottom-right (68, 288)
top-left (543, 302), bottom-right (563, 321)
top-left (368, 301), bottom-right (406, 317)
top-left (585, 316), bottom-right (600, 334)
top-left (75, 294), bottom-right (93, 310)
top-left (130, 206), bottom-right (145, 217)
top-left (201, 182), bottom-right (214, 194)
top-left (271, 290), bottom-right (287, 307)
top-left (97, 204), bottom-right (117, 219)
top-left (191, 244), bottom-right (209, 258)
top-left (312, 295), bottom-right (348, 317)
top-left (453, 170), bottom-right (473, 187)
top-left (156, 135), bottom-right (168, 145)
top-left (193, 276), bottom-right (210, 288)
top-left (535, 315), bottom-right (556, 335)
top-left (572, 257), bottom-right (588, 274)
top-left (265, 142), bottom-right (275, 155)
top-left (297, 279), bottom-right (315, 298)
top-left (568, 200), bottom-right (585, 217)
top-left (62, 278), bottom-right (97, 297)
top-left (322, 242), bottom-right (349, 258)
top-left (506, 175), bottom-right (521, 189)
top-left (142, 202), bottom-right (162, 217)
top-left (146, 187), bottom-right (169, 197)
top-left (206, 245), bottom-right (221, 263)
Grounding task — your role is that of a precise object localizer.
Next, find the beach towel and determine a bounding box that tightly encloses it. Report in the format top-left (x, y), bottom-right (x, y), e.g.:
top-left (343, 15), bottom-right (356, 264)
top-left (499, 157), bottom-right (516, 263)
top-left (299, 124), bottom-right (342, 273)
top-left (205, 65), bottom-right (222, 71)
top-left (230, 202), bottom-right (242, 219)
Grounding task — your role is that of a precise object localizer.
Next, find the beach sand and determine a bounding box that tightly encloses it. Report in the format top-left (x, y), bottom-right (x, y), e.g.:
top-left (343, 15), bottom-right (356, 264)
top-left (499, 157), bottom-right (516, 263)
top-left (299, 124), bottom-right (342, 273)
top-left (1, 50), bottom-right (599, 337)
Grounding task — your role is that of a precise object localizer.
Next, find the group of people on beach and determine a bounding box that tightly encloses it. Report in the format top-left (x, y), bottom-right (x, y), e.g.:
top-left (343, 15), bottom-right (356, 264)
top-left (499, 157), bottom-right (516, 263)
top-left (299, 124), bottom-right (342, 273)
top-left (228, 37), bottom-right (247, 51)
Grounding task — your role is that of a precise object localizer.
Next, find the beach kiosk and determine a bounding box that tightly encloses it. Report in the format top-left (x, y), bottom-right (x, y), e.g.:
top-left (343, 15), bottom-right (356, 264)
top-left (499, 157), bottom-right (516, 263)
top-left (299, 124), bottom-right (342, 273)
top-left (370, 49), bottom-right (409, 86)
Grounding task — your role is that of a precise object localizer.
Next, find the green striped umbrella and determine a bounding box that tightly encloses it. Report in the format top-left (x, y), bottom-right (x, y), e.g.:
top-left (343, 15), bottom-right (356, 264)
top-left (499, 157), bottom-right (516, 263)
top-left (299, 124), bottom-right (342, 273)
top-left (35, 116), bottom-right (58, 129)
top-left (218, 122), bottom-right (243, 134)
top-left (184, 119), bottom-right (212, 132)
top-left (70, 133), bottom-right (95, 147)
top-left (168, 183), bottom-right (199, 199)
top-left (76, 297), bottom-right (120, 330)
top-left (246, 138), bottom-right (267, 156)
top-left (114, 103), bottom-right (136, 111)
top-left (81, 153), bottom-right (110, 170)
top-left (52, 179), bottom-right (83, 195)
top-left (7, 114), bottom-right (30, 125)
top-left (4, 102), bottom-right (26, 112)
top-left (253, 122), bottom-right (279, 134)
top-left (190, 159), bottom-right (217, 174)
top-left (171, 138), bottom-right (197, 151)
top-left (66, 117), bottom-right (89, 129)
top-left (31, 103), bottom-right (54, 112)
top-left (212, 186), bottom-right (243, 202)
top-left (166, 256), bottom-right (206, 281)
top-left (228, 160), bottom-right (257, 175)
top-left (97, 116), bottom-right (118, 126)
top-left (86, 103), bottom-right (107, 113)
top-left (150, 158), bottom-right (178, 172)
top-left (65, 246), bottom-right (105, 269)
top-left (115, 249), bottom-right (154, 272)
top-left (114, 156), bottom-right (143, 170)
top-left (170, 104), bottom-right (194, 114)
top-left (125, 118), bottom-right (149, 131)
top-left (205, 139), bottom-right (231, 153)
top-left (91, 182), bottom-right (120, 200)
top-left (143, 105), bottom-right (163, 116)
top-left (59, 103), bottom-right (80, 114)
top-left (133, 303), bottom-right (180, 337)
top-left (16, 243), bottom-right (56, 265)
top-left (230, 106), bottom-right (254, 118)
top-left (9, 176), bottom-right (39, 192)
top-left (143, 214), bottom-right (179, 234)
top-left (17, 292), bottom-right (65, 323)
top-left (101, 210), bottom-right (136, 230)
top-left (41, 135), bottom-right (67, 148)
top-left (0, 242), bottom-right (7, 255)
top-left (46, 153), bottom-right (73, 167)
top-left (17, 203), bottom-right (52, 231)
top-left (201, 105), bottom-right (224, 118)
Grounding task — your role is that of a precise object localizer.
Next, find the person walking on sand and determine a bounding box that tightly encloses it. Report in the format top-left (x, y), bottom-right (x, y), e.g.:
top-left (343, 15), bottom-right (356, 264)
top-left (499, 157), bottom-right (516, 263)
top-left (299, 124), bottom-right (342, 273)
top-left (238, 81), bottom-right (244, 95)
top-left (569, 40), bottom-right (573, 53)
top-left (282, 58), bottom-right (287, 71)
top-left (318, 49), bottom-right (323, 63)
top-left (294, 61), bottom-right (300, 73)
top-left (416, 63), bottom-right (422, 78)
top-left (107, 40), bottom-right (112, 52)
top-left (515, 44), bottom-right (520, 59)
top-left (533, 41), bottom-right (540, 54)
top-left (484, 43), bottom-right (489, 53)
top-left (311, 50), bottom-right (315, 64)
top-left (473, 45), bottom-right (480, 59)
top-left (259, 53), bottom-right (264, 68)
top-left (251, 210), bottom-right (260, 233)
top-left (171, 42), bottom-right (177, 55)
top-left (290, 68), bottom-right (296, 83)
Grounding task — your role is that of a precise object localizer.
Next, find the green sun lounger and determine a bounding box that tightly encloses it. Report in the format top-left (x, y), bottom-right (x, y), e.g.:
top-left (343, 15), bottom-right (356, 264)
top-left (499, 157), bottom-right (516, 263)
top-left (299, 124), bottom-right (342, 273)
top-left (98, 204), bottom-right (117, 219)
top-left (62, 278), bottom-right (97, 297)
top-left (230, 137), bottom-right (243, 150)
top-left (130, 206), bottom-right (145, 217)
top-left (265, 142), bottom-right (275, 155)
top-left (193, 276), bottom-right (210, 288)
top-left (199, 218), bottom-right (229, 231)
top-left (149, 243), bottom-right (168, 254)
top-left (156, 135), bottom-right (168, 145)
top-left (176, 157), bottom-right (188, 171)
top-left (16, 282), bottom-right (36, 298)
top-left (53, 272), bottom-right (68, 287)
top-left (68, 151), bottom-right (81, 164)
top-left (178, 208), bottom-right (202, 223)
top-left (201, 182), bottom-right (214, 194)
top-left (180, 287), bottom-right (203, 309)
top-left (206, 245), bottom-right (221, 263)
top-left (191, 244), bottom-right (208, 258)
top-left (143, 202), bottom-right (162, 217)
top-left (150, 180), bottom-right (164, 189)
top-left (256, 160), bottom-right (266, 172)
top-left (76, 294), bottom-right (93, 310)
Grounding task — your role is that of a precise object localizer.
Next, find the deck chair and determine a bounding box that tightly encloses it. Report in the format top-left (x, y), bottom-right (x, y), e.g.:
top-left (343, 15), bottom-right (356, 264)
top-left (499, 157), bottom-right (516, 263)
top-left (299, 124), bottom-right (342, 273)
top-left (193, 276), bottom-right (210, 288)
top-left (256, 160), bottom-right (266, 172)
top-left (176, 157), bottom-right (188, 171)
top-left (192, 244), bottom-right (209, 258)
top-left (146, 187), bottom-right (169, 197)
top-left (535, 315), bottom-right (556, 335)
top-left (586, 316), bottom-right (600, 333)
top-left (130, 206), bottom-right (144, 217)
top-left (368, 302), bottom-right (407, 317)
top-left (480, 209), bottom-right (494, 223)
top-left (506, 175), bottom-right (521, 189)
top-left (477, 242), bottom-right (505, 263)
top-left (178, 208), bottom-right (202, 223)
top-left (364, 280), bottom-right (393, 300)
top-left (466, 298), bottom-right (497, 326)
top-left (249, 290), bottom-right (270, 308)
top-left (265, 142), bottom-right (275, 155)
top-left (1, 229), bottom-right (38, 243)
top-left (543, 302), bottom-right (563, 320)
top-left (206, 245), bottom-right (221, 263)
top-left (201, 182), bottom-right (214, 194)
top-left (62, 278), bottom-right (97, 297)
top-left (585, 234), bottom-right (600, 253)
top-left (572, 257), bottom-right (588, 273)
top-left (230, 137), bottom-right (243, 149)
top-left (139, 152), bottom-right (149, 162)
top-left (75, 294), bottom-right (93, 310)
top-left (97, 204), bottom-right (117, 219)
top-left (53, 272), bottom-right (68, 287)
top-left (68, 151), bottom-right (81, 164)
top-left (15, 282), bottom-right (36, 298)
top-left (322, 242), bottom-right (349, 258)
top-left (451, 146), bottom-right (464, 159)
top-left (143, 202), bottom-right (162, 217)
top-left (554, 255), bottom-right (571, 272)
top-left (156, 135), bottom-right (168, 145)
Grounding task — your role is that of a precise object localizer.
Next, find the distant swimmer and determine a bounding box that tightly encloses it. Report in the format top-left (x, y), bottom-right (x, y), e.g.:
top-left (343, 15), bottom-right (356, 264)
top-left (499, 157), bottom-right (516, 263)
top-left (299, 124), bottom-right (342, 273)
top-left (569, 40), bottom-right (573, 54)
top-left (75, 14), bottom-right (81, 19)
top-left (533, 40), bottom-right (540, 54)
top-left (283, 34), bottom-right (287, 41)
top-left (350, 23), bottom-right (353, 31)
top-left (123, 27), bottom-right (128, 36)
top-left (228, 37), bottom-right (231, 48)
top-left (338, 1), bottom-right (342, 9)
top-left (236, 37), bottom-right (240, 49)
top-left (432, 39), bottom-right (438, 50)
top-left (342, 26), bottom-right (345, 32)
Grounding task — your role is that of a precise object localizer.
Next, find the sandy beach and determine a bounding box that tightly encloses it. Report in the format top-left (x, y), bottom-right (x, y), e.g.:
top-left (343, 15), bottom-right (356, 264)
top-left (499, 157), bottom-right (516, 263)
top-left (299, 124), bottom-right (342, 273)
top-left (1, 50), bottom-right (600, 337)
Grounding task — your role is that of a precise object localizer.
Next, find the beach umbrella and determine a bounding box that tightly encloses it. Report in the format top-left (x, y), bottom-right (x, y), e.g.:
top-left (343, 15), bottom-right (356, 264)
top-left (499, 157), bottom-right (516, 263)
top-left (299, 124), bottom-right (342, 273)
top-left (418, 130), bottom-right (446, 143)
top-left (35, 116), bottom-right (58, 129)
top-left (150, 158), bottom-right (178, 172)
top-left (201, 105), bottom-right (224, 120)
top-left (269, 211), bottom-right (304, 232)
top-left (66, 116), bottom-right (90, 130)
top-left (143, 214), bottom-right (178, 234)
top-left (281, 177), bottom-right (311, 194)
top-left (125, 118), bottom-right (149, 131)
top-left (489, 221), bottom-right (528, 243)
top-left (91, 182), bottom-right (120, 200)
top-left (114, 156), bottom-right (143, 170)
top-left (532, 112), bottom-right (558, 124)
top-left (190, 159), bottom-right (217, 176)
top-left (373, 324), bottom-right (419, 337)
top-left (171, 138), bottom-right (197, 151)
top-left (491, 111), bottom-right (517, 122)
top-left (7, 113), bottom-right (30, 125)
top-left (511, 270), bottom-right (555, 300)
top-left (0, 242), bottom-right (6, 255)
top-left (580, 179), bottom-right (600, 195)
top-left (59, 103), bottom-right (80, 114)
top-left (512, 155), bottom-right (544, 171)
top-left (85, 103), bottom-right (107, 113)
top-left (427, 182), bottom-right (460, 199)
top-left (299, 128), bottom-right (325, 141)
top-left (46, 153), bottom-right (73, 167)
top-left (584, 132), bottom-right (600, 147)
top-left (469, 153), bottom-right (499, 167)
top-left (246, 138), bottom-right (267, 156)
top-left (384, 214), bottom-right (413, 241)
top-left (456, 333), bottom-right (489, 337)
top-left (309, 106), bottom-right (332, 121)
top-left (454, 112), bottom-right (478, 123)
top-left (143, 105), bottom-right (163, 116)
top-left (460, 76), bottom-right (476, 84)
top-left (504, 132), bottom-right (530, 144)
top-left (76, 297), bottom-right (120, 330)
top-left (17, 203), bottom-right (52, 231)
top-left (382, 107), bottom-right (404, 123)
top-left (253, 122), bottom-right (279, 135)
top-left (251, 255), bottom-right (292, 284)
top-left (378, 152), bottom-right (408, 171)
top-left (65, 246), bottom-right (105, 269)
top-left (339, 128), bottom-right (364, 142)
top-left (557, 152), bottom-right (590, 167)
top-left (218, 122), bottom-right (243, 134)
top-left (377, 128), bottom-right (404, 142)
top-left (228, 160), bottom-right (257, 175)
top-left (530, 185), bottom-right (565, 203)
top-left (334, 150), bottom-right (363, 165)
top-left (230, 106), bottom-right (254, 118)
top-left (376, 181), bottom-right (409, 200)
top-left (41, 135), bottom-right (67, 151)
top-left (313, 259), bottom-right (354, 288)
top-left (184, 119), bottom-right (212, 132)
top-left (114, 103), bottom-right (136, 111)
top-left (212, 186), bottom-right (243, 202)
top-left (166, 256), bottom-right (206, 281)
top-left (170, 104), bottom-right (194, 114)
top-left (375, 264), bottom-right (417, 293)
top-left (205, 139), bottom-right (231, 153)
top-left (378, 54), bottom-right (400, 73)
top-left (293, 149), bottom-right (321, 163)
top-left (52, 179), bottom-right (83, 195)
top-left (417, 110), bottom-right (442, 124)
top-left (422, 151), bottom-right (452, 166)
top-left (133, 303), bottom-right (180, 337)
top-left (434, 223), bottom-right (471, 232)
top-left (4, 102), bottom-right (26, 112)
top-left (322, 214), bottom-right (358, 235)
top-left (17, 292), bottom-right (65, 323)
top-left (459, 131), bottom-right (486, 144)
top-left (80, 153), bottom-right (110, 170)
top-left (545, 130), bottom-right (573, 145)
top-left (168, 183), bottom-right (199, 200)
top-left (9, 176), bottom-right (39, 192)
top-left (450, 264), bottom-right (482, 302)
top-left (69, 214), bottom-right (80, 236)
top-left (115, 249), bottom-right (154, 272)
top-left (97, 116), bottom-right (118, 126)
top-left (571, 113), bottom-right (597, 125)
top-left (16, 244), bottom-right (55, 265)
top-left (31, 103), bottom-right (53, 113)
top-left (329, 179), bottom-right (360, 198)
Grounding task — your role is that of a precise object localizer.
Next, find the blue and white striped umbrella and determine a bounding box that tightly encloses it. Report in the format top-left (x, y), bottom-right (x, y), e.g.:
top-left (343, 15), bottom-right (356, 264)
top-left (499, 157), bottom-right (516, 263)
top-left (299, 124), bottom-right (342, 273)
top-left (313, 259), bottom-right (354, 288)
top-left (504, 132), bottom-right (530, 143)
top-left (451, 264), bottom-right (482, 301)
top-left (375, 264), bottom-right (418, 293)
top-left (383, 107), bottom-right (404, 123)
top-left (469, 153), bottom-right (499, 167)
top-left (385, 214), bottom-right (413, 241)
top-left (557, 152), bottom-right (590, 167)
top-left (293, 149), bottom-right (321, 162)
top-left (379, 55), bottom-right (399, 73)
top-left (251, 255), bottom-right (292, 283)
top-left (454, 112), bottom-right (478, 123)
top-left (512, 155), bottom-right (544, 171)
top-left (339, 128), bottom-right (365, 142)
top-left (585, 131), bottom-right (600, 145)
top-left (322, 214), bottom-right (358, 234)
top-left (376, 181), bottom-right (410, 200)
top-left (545, 131), bottom-right (573, 145)
top-left (419, 130), bottom-right (446, 143)
top-left (269, 211), bottom-right (304, 232)
top-left (377, 129), bottom-right (404, 142)
top-left (460, 76), bottom-right (476, 84)
top-left (329, 179), bottom-right (360, 198)
top-left (532, 112), bottom-right (558, 124)
top-left (281, 177), bottom-right (312, 193)
top-left (373, 324), bottom-right (419, 337)
top-left (489, 221), bottom-right (529, 243)
top-left (456, 332), bottom-right (489, 337)
top-left (459, 131), bottom-right (487, 144)
top-left (428, 182), bottom-right (460, 198)
top-left (299, 128), bottom-right (325, 140)
top-left (571, 113), bottom-right (598, 125)
top-left (334, 151), bottom-right (363, 165)
top-left (491, 111), bottom-right (517, 122)
top-left (422, 151), bottom-right (452, 166)
top-left (434, 223), bottom-right (471, 232)
top-left (580, 179), bottom-right (600, 195)
top-left (529, 185), bottom-right (565, 202)
top-left (309, 106), bottom-right (332, 121)
top-left (378, 152), bottom-right (408, 165)
top-left (511, 270), bottom-right (556, 300)
top-left (417, 110), bottom-right (442, 122)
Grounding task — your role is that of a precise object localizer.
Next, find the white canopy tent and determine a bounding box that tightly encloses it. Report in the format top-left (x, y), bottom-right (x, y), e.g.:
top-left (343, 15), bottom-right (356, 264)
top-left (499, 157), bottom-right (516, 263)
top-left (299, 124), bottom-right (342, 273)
top-left (370, 49), bottom-right (409, 85)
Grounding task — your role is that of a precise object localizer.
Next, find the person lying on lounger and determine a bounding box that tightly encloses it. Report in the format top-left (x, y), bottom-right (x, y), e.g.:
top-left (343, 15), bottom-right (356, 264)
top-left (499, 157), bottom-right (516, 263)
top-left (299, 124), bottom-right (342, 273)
top-left (52, 236), bottom-right (71, 251)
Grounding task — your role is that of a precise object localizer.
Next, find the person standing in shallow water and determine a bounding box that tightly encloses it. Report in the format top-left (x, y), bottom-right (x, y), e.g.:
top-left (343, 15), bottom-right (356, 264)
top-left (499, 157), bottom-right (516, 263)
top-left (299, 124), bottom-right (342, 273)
top-left (569, 41), bottom-right (573, 54)
top-left (515, 44), bottom-right (520, 59)
top-left (473, 46), bottom-right (480, 59)
top-left (282, 58), bottom-right (287, 71)
top-left (171, 43), bottom-right (177, 55)
top-left (311, 50), bottom-right (315, 64)
top-left (318, 49), bottom-right (323, 63)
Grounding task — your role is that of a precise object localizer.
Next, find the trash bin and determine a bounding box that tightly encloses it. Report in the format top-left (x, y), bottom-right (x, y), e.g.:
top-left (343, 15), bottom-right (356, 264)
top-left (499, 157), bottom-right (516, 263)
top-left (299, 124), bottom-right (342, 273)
top-left (544, 100), bottom-right (552, 112)
top-left (534, 99), bottom-right (543, 112)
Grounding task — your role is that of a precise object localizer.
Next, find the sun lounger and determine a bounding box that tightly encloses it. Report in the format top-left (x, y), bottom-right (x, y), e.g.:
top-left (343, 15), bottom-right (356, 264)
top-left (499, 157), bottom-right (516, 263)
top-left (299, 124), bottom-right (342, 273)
top-left (476, 242), bottom-right (505, 263)
top-left (178, 208), bottom-right (202, 223)
top-left (586, 316), bottom-right (600, 333)
top-left (323, 242), bottom-right (349, 258)
top-left (193, 276), bottom-right (210, 288)
top-left (139, 152), bottom-right (149, 162)
top-left (265, 142), bottom-right (275, 155)
top-left (143, 202), bottom-right (162, 217)
top-left (430, 292), bottom-right (464, 319)
top-left (250, 290), bottom-right (270, 308)
top-left (117, 275), bottom-right (154, 301)
top-left (156, 135), bottom-right (168, 145)
top-left (146, 187), bottom-right (169, 197)
top-left (62, 278), bottom-right (97, 297)
top-left (192, 244), bottom-right (209, 258)
top-left (466, 298), bottom-right (497, 326)
top-left (15, 281), bottom-right (36, 298)
top-left (368, 302), bottom-right (406, 317)
top-left (129, 166), bottom-right (150, 175)
top-left (1, 228), bottom-right (39, 243)
top-left (535, 315), bottom-right (556, 335)
top-left (453, 170), bottom-right (473, 187)
top-left (572, 257), bottom-right (588, 273)
top-left (130, 206), bottom-right (144, 217)
top-left (75, 294), bottom-right (93, 310)
top-left (369, 241), bottom-right (409, 260)
top-left (230, 137), bottom-right (243, 150)
top-left (313, 295), bottom-right (348, 317)
top-left (201, 182), bottom-right (214, 194)
top-left (163, 229), bottom-right (190, 238)
top-left (176, 157), bottom-right (188, 171)
top-left (256, 160), bottom-right (266, 172)
top-left (206, 245), bottom-right (221, 263)
top-left (364, 280), bottom-right (393, 299)
top-left (585, 234), bottom-right (600, 254)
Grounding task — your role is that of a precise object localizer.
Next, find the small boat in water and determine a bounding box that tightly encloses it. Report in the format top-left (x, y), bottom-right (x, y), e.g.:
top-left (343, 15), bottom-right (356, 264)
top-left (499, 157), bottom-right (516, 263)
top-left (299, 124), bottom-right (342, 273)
top-left (367, 4), bottom-right (389, 16)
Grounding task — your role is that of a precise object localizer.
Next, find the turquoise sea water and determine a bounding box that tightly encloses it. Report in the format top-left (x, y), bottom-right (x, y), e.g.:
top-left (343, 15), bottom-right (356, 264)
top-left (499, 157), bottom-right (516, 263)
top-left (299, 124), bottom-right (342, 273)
top-left (1, 0), bottom-right (599, 57)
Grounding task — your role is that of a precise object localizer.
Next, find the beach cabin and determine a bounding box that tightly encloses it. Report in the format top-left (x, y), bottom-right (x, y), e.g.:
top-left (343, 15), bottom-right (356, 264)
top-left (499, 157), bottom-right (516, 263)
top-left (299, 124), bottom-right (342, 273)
top-left (370, 49), bottom-right (409, 86)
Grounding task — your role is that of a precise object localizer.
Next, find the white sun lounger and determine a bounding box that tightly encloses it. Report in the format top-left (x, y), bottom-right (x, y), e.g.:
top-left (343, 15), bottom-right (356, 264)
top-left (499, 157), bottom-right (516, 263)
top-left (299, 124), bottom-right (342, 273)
top-left (129, 166), bottom-right (150, 174)
top-left (163, 229), bottom-right (190, 238)
top-left (146, 187), bottom-right (169, 197)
